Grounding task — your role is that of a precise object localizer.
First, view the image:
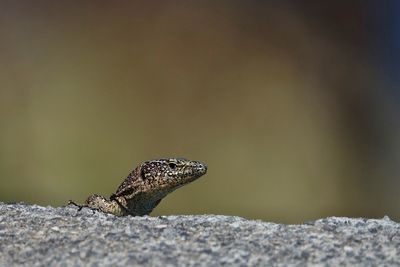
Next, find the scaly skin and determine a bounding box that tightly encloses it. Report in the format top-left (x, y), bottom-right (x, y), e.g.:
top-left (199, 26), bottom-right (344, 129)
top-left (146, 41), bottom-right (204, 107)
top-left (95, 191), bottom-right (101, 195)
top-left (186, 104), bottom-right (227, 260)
top-left (68, 158), bottom-right (207, 216)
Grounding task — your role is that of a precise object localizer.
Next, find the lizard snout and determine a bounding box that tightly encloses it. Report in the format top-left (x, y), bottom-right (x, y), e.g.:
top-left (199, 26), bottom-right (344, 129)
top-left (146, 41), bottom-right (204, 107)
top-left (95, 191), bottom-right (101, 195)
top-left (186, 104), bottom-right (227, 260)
top-left (193, 161), bottom-right (207, 176)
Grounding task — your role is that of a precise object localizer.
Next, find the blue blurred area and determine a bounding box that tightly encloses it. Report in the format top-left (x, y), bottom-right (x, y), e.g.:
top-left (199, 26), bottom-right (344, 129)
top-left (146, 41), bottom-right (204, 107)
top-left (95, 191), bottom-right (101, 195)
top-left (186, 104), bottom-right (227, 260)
top-left (368, 1), bottom-right (400, 103)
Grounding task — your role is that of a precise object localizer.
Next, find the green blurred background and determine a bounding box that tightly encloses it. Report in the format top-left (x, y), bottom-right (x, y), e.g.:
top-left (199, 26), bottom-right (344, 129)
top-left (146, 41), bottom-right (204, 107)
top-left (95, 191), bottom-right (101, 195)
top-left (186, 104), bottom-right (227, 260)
top-left (1, 1), bottom-right (399, 223)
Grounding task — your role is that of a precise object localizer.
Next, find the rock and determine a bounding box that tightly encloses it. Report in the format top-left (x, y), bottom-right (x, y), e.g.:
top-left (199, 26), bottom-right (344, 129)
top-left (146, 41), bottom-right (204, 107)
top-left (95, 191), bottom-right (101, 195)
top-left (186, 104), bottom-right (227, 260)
top-left (0, 203), bottom-right (399, 266)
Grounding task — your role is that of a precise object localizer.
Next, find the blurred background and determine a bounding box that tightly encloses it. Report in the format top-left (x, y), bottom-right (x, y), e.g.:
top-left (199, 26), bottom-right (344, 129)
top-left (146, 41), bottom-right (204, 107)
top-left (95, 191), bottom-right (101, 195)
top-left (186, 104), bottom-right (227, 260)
top-left (0, 1), bottom-right (399, 223)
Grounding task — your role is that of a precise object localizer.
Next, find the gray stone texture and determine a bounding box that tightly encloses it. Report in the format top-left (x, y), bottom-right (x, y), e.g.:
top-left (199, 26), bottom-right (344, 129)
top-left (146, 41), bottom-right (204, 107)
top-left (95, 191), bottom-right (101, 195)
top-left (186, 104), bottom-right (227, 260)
top-left (0, 203), bottom-right (399, 266)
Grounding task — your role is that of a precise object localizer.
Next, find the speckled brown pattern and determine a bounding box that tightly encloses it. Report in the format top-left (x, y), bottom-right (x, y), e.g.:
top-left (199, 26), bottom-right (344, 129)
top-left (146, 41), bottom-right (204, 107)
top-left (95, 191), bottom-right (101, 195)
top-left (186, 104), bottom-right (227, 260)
top-left (69, 158), bottom-right (207, 216)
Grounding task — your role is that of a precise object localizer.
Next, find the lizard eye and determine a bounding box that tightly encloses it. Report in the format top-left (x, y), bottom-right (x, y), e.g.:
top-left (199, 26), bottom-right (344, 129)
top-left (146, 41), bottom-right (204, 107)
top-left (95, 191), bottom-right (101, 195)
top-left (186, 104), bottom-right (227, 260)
top-left (169, 163), bottom-right (177, 169)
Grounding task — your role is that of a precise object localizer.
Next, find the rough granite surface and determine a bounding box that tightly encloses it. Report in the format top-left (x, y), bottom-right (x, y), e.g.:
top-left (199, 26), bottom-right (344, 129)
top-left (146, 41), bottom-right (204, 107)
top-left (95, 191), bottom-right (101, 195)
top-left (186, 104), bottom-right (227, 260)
top-left (0, 203), bottom-right (399, 266)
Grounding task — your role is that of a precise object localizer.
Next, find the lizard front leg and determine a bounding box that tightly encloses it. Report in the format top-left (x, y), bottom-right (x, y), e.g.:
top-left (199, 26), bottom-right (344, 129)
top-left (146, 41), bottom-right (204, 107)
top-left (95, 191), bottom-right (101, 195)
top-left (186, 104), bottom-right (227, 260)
top-left (69, 194), bottom-right (128, 216)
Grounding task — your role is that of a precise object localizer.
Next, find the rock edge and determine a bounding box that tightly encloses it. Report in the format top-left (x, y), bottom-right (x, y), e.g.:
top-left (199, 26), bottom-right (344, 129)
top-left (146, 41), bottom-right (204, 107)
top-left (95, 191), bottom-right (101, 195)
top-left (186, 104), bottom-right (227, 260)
top-left (0, 203), bottom-right (399, 266)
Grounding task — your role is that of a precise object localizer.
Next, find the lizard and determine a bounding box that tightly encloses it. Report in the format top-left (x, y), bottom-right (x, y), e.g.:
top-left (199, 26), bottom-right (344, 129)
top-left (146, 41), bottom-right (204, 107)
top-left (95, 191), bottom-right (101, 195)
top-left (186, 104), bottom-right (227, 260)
top-left (68, 158), bottom-right (207, 216)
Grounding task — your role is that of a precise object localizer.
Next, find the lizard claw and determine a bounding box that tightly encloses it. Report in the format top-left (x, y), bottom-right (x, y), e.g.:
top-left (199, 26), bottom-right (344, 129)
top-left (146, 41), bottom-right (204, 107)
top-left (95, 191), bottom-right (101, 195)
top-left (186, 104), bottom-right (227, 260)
top-left (68, 200), bottom-right (84, 211)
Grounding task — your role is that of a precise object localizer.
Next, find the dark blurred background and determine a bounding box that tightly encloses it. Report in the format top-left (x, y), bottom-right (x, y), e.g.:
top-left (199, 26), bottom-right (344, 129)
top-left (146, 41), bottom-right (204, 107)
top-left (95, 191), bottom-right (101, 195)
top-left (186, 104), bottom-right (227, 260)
top-left (0, 1), bottom-right (399, 223)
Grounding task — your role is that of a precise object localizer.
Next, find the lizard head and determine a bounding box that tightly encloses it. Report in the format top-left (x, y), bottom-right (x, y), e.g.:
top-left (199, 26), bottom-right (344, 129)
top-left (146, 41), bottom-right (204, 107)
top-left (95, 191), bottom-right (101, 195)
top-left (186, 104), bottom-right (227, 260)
top-left (111, 158), bottom-right (207, 215)
top-left (139, 158), bottom-right (207, 194)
